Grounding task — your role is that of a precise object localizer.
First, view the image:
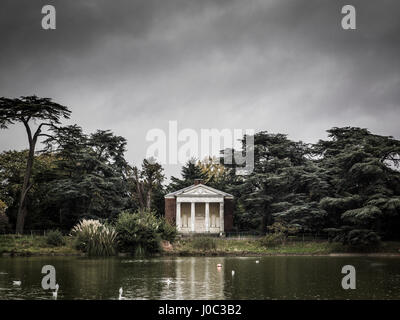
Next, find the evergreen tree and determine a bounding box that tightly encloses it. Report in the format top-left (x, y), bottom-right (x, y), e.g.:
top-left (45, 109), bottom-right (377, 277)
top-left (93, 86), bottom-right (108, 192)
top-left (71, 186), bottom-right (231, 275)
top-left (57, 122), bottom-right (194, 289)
top-left (42, 125), bottom-right (129, 228)
top-left (229, 132), bottom-right (328, 233)
top-left (315, 127), bottom-right (400, 242)
top-left (0, 96), bottom-right (71, 233)
top-left (167, 158), bottom-right (208, 192)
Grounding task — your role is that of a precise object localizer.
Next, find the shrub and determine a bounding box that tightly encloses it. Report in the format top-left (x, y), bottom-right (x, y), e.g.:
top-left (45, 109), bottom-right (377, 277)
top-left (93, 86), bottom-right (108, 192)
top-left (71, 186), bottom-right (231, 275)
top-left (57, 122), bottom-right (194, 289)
top-left (115, 210), bottom-right (162, 255)
top-left (347, 229), bottom-right (381, 247)
top-left (159, 220), bottom-right (177, 243)
top-left (259, 221), bottom-right (299, 247)
top-left (191, 237), bottom-right (217, 251)
top-left (45, 230), bottom-right (65, 247)
top-left (0, 200), bottom-right (9, 234)
top-left (325, 227), bottom-right (381, 249)
top-left (259, 233), bottom-right (284, 247)
top-left (70, 219), bottom-right (118, 256)
top-left (268, 222), bottom-right (298, 238)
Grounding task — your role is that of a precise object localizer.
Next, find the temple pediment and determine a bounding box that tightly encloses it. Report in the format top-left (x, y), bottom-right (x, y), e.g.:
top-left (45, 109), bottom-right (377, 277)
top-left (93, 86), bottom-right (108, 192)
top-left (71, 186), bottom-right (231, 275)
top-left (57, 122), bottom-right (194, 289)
top-left (182, 186), bottom-right (220, 196)
top-left (165, 184), bottom-right (233, 199)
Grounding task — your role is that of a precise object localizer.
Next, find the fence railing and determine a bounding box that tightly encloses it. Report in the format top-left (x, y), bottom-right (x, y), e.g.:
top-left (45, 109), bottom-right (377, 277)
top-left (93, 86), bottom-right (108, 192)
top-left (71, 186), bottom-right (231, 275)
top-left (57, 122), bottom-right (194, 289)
top-left (0, 230), bottom-right (330, 242)
top-left (0, 230), bottom-right (70, 236)
top-left (225, 231), bottom-right (263, 239)
top-left (224, 231), bottom-right (329, 241)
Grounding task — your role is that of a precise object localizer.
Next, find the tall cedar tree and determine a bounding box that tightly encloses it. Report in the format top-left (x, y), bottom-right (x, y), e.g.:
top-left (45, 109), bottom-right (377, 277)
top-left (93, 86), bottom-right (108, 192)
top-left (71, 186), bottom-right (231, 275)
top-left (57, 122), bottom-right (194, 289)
top-left (0, 96), bottom-right (71, 233)
top-left (315, 127), bottom-right (400, 240)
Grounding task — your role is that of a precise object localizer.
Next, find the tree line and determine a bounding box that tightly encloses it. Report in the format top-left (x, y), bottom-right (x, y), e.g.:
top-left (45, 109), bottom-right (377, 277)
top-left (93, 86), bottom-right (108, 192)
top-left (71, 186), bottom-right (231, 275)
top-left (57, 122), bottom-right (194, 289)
top-left (1, 96), bottom-right (400, 245)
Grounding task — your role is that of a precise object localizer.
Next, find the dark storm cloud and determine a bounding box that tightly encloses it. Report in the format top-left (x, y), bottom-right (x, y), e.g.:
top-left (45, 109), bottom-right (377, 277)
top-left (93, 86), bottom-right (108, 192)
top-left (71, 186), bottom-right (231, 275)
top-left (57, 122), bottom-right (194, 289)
top-left (0, 0), bottom-right (399, 177)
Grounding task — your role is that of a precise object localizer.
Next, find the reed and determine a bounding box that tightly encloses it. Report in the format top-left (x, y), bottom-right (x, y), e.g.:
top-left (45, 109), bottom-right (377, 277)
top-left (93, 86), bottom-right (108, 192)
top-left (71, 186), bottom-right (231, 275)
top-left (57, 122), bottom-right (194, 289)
top-left (70, 219), bottom-right (118, 256)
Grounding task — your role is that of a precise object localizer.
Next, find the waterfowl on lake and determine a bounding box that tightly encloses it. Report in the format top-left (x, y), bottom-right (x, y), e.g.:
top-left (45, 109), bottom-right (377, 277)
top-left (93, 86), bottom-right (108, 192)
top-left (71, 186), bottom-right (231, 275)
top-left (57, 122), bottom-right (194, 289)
top-left (52, 284), bottom-right (59, 299)
top-left (118, 287), bottom-right (123, 300)
top-left (12, 281), bottom-right (21, 286)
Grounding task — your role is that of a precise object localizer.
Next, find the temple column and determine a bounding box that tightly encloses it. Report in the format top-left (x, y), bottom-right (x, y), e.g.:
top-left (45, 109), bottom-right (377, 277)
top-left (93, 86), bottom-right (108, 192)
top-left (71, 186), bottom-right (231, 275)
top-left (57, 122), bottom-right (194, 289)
top-left (191, 202), bottom-right (195, 232)
top-left (205, 202), bottom-right (210, 232)
top-left (219, 201), bottom-right (224, 233)
top-left (176, 202), bottom-right (181, 231)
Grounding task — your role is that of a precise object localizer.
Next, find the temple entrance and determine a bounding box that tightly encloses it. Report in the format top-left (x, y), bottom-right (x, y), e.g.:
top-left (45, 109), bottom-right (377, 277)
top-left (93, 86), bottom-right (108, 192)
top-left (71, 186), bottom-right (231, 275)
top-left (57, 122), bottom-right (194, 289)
top-left (195, 203), bottom-right (205, 233)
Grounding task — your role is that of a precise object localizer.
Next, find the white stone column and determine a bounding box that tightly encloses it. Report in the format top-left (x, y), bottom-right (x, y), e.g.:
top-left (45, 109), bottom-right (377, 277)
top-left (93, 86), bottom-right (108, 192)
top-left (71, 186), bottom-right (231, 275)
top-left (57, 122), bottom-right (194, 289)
top-left (191, 202), bottom-right (195, 232)
top-left (176, 202), bottom-right (181, 231)
top-left (205, 202), bottom-right (210, 232)
top-left (219, 201), bottom-right (224, 233)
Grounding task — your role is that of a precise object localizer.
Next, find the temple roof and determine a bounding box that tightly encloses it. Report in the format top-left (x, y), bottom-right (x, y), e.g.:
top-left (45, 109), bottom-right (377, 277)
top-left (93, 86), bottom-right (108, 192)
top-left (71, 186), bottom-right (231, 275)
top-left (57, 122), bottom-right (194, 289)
top-left (165, 183), bottom-right (234, 199)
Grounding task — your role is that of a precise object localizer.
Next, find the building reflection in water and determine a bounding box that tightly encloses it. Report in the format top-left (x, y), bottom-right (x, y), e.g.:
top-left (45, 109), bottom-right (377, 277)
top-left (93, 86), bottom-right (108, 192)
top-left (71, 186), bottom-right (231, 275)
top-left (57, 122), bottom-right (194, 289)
top-left (162, 257), bottom-right (225, 299)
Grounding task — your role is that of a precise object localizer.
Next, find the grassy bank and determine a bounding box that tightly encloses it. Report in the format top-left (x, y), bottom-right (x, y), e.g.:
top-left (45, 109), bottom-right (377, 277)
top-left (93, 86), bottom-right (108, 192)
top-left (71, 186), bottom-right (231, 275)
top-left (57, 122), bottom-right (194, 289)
top-left (167, 238), bottom-right (400, 256)
top-left (0, 235), bottom-right (81, 256)
top-left (1, 234), bottom-right (400, 257)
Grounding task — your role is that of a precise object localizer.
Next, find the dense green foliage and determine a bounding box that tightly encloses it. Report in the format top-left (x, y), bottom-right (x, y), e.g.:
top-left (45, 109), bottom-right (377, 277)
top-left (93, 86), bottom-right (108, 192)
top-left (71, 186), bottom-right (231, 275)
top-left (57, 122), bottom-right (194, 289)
top-left (0, 200), bottom-right (9, 233)
top-left (229, 132), bottom-right (328, 233)
top-left (42, 125), bottom-right (129, 227)
top-left (45, 229), bottom-right (65, 247)
top-left (1, 96), bottom-right (399, 248)
top-left (259, 233), bottom-right (283, 248)
top-left (224, 127), bottom-right (400, 246)
top-left (259, 222), bottom-right (298, 247)
top-left (115, 210), bottom-right (161, 255)
top-left (115, 210), bottom-right (176, 255)
top-left (158, 219), bottom-right (178, 243)
top-left (314, 128), bottom-right (400, 245)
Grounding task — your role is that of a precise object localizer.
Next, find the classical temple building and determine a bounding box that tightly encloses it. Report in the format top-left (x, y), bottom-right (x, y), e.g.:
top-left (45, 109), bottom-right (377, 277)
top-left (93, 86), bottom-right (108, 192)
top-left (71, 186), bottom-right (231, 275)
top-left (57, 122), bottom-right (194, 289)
top-left (165, 180), bottom-right (234, 234)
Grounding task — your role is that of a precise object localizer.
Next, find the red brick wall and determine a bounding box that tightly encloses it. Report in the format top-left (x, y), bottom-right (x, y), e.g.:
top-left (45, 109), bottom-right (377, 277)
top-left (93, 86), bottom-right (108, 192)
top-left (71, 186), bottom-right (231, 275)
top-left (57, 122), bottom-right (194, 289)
top-left (224, 199), bottom-right (234, 231)
top-left (165, 198), bottom-right (176, 225)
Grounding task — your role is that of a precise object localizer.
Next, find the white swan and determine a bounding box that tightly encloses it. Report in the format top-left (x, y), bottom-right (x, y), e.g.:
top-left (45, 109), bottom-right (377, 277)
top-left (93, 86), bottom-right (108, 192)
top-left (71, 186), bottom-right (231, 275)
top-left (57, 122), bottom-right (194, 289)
top-left (118, 287), bottom-right (123, 300)
top-left (12, 280), bottom-right (21, 286)
top-left (231, 270), bottom-right (235, 276)
top-left (52, 284), bottom-right (59, 299)
top-left (255, 260), bottom-right (260, 264)
top-left (166, 278), bottom-right (172, 286)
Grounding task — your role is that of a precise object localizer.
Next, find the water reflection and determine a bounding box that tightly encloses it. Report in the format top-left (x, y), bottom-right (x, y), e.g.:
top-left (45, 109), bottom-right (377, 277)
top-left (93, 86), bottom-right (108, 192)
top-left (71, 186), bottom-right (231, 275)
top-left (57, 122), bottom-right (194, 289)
top-left (170, 257), bottom-right (225, 299)
top-left (0, 256), bottom-right (400, 300)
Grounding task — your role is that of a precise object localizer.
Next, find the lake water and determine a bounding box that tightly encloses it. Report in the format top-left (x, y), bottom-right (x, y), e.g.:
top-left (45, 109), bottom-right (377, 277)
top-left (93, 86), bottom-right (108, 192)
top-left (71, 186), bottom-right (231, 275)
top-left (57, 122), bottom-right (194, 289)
top-left (0, 256), bottom-right (399, 300)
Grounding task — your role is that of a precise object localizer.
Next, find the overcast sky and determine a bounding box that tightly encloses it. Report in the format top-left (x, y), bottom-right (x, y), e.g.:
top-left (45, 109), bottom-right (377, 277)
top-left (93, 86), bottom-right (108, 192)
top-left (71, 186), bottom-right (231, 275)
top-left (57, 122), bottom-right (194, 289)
top-left (0, 0), bottom-right (399, 178)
